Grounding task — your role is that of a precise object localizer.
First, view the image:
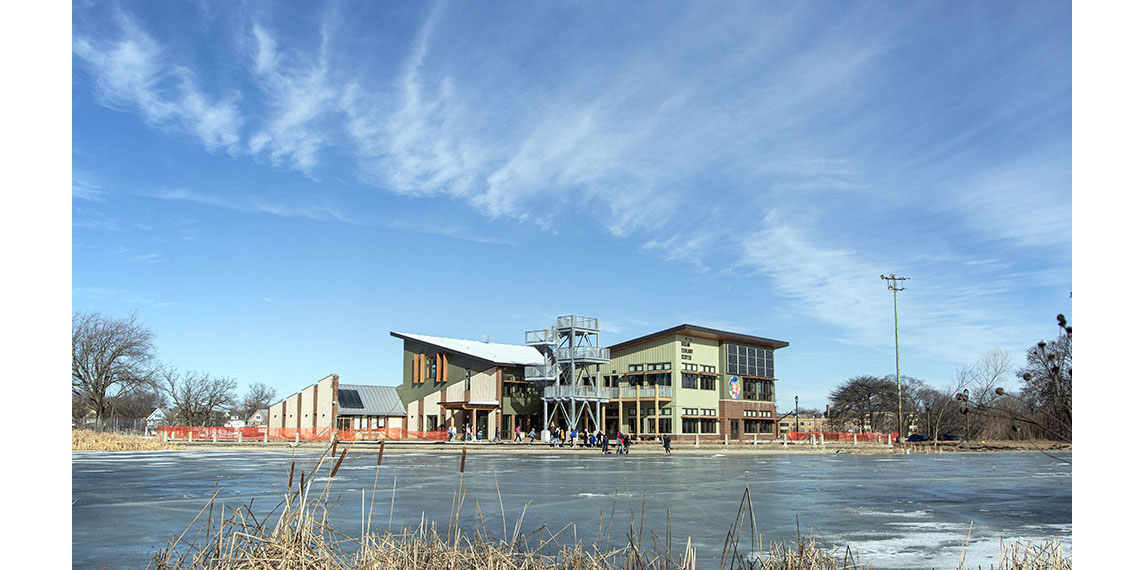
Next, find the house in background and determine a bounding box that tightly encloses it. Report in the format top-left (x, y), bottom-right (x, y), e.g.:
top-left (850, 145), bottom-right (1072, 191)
top-left (246, 408), bottom-right (269, 427)
top-left (224, 410), bottom-right (246, 428)
top-left (145, 408), bottom-right (171, 434)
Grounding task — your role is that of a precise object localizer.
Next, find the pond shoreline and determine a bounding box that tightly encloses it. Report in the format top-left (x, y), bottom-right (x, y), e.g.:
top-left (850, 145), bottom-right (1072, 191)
top-left (72, 430), bottom-right (1070, 455)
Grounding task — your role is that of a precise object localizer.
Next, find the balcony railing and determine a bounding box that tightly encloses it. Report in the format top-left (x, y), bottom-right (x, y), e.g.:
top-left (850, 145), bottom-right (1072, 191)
top-left (555, 315), bottom-right (599, 331)
top-left (524, 329), bottom-right (557, 345)
top-left (542, 385), bottom-right (611, 400)
top-left (617, 385), bottom-right (673, 399)
top-left (554, 346), bottom-right (610, 363)
top-left (524, 364), bottom-right (558, 381)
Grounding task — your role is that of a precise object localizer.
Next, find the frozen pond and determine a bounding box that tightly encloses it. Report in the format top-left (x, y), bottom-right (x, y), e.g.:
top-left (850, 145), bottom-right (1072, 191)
top-left (72, 448), bottom-right (1070, 569)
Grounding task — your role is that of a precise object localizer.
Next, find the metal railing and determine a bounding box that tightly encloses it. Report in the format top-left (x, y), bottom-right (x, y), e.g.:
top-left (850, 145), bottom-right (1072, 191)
top-left (555, 315), bottom-right (598, 331)
top-left (524, 364), bottom-right (558, 381)
top-left (525, 329), bottom-right (557, 345)
top-left (554, 346), bottom-right (610, 362)
top-left (543, 385), bottom-right (612, 400)
top-left (616, 385), bottom-right (673, 399)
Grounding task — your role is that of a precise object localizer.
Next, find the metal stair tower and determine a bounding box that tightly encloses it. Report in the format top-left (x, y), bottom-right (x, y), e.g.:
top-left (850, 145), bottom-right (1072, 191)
top-left (524, 315), bottom-right (610, 435)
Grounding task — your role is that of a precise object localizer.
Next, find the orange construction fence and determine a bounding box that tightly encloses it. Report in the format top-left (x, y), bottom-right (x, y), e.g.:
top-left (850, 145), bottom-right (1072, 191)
top-left (157, 426), bottom-right (449, 442)
top-left (785, 431), bottom-right (899, 442)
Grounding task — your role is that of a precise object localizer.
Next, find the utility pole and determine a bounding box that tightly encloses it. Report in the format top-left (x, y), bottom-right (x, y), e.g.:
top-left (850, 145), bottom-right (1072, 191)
top-left (881, 274), bottom-right (910, 444)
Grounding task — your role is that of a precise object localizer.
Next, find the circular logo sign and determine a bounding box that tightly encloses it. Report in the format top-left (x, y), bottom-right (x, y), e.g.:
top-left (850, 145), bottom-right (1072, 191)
top-left (728, 376), bottom-right (741, 399)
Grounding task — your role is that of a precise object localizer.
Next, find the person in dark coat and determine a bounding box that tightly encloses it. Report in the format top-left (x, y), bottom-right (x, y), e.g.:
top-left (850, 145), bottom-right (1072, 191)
top-left (662, 434), bottom-right (672, 455)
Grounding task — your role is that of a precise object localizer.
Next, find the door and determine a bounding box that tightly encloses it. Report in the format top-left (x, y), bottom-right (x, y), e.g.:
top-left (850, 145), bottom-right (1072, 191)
top-left (730, 419), bottom-right (740, 440)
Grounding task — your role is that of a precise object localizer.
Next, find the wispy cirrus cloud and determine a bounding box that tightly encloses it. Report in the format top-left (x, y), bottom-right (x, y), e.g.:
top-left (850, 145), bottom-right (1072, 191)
top-left (73, 12), bottom-right (243, 154)
top-left (73, 286), bottom-right (178, 308)
top-left (246, 22), bottom-right (339, 174)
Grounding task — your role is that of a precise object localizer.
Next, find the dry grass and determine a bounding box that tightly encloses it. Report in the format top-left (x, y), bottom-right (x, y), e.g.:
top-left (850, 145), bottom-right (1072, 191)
top-left (142, 441), bottom-right (1069, 570)
top-left (72, 429), bottom-right (184, 451)
top-left (985, 537), bottom-right (1070, 570)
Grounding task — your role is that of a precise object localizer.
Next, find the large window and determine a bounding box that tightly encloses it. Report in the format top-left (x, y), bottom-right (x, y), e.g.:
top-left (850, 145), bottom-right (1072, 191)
top-left (726, 344), bottom-right (774, 378)
top-left (740, 378), bottom-right (775, 401)
top-left (682, 418), bottom-right (718, 433)
top-left (682, 373), bottom-right (716, 390)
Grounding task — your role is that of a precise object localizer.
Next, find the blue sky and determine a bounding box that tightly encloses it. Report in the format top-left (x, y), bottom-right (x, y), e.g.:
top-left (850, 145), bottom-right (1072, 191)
top-left (70, 1), bottom-right (1071, 410)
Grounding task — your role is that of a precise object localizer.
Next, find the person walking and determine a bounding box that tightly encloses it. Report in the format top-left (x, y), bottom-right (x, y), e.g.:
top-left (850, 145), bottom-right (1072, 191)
top-left (662, 434), bottom-right (672, 455)
top-left (465, 424), bottom-right (472, 442)
top-left (601, 432), bottom-right (610, 454)
top-left (514, 425), bottom-right (522, 442)
top-left (528, 428), bottom-right (536, 444)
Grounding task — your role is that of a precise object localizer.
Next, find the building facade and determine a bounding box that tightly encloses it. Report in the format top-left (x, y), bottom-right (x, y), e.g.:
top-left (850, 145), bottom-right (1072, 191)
top-left (392, 332), bottom-right (545, 439)
top-left (392, 322), bottom-right (788, 442)
top-left (267, 374), bottom-right (406, 436)
top-left (596, 324), bottom-right (787, 440)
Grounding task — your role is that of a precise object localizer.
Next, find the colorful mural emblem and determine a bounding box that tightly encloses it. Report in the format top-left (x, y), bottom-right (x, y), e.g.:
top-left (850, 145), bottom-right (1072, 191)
top-left (728, 376), bottom-right (741, 399)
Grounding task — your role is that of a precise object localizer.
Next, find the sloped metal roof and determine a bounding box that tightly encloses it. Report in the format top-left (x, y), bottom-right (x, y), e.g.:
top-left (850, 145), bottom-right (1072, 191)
top-left (337, 384), bottom-right (406, 417)
top-left (390, 331), bottom-right (545, 366)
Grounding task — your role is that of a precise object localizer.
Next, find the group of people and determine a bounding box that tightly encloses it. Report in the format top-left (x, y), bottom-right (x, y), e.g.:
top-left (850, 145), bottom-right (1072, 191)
top-left (446, 424), bottom-right (486, 442)
top-left (542, 427), bottom-right (638, 454)
top-left (447, 424), bottom-right (671, 455)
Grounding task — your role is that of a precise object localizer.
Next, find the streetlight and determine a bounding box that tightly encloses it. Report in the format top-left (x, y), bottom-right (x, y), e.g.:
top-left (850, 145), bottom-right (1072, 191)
top-left (881, 274), bottom-right (909, 443)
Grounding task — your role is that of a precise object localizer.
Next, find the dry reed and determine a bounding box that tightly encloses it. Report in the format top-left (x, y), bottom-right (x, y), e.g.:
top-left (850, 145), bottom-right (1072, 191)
top-left (73, 429), bottom-right (184, 451)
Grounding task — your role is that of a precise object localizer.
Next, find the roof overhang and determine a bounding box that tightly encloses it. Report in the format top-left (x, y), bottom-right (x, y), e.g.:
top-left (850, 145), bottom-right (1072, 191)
top-left (440, 401), bottom-right (501, 410)
top-left (608, 324), bottom-right (789, 352)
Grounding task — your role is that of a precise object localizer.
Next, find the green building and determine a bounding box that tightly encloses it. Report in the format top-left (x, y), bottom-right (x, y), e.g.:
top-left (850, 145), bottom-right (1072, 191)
top-left (392, 321), bottom-right (787, 442)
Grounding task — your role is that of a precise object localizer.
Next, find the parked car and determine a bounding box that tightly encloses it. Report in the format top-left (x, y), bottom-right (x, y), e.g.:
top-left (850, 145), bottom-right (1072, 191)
top-left (906, 433), bottom-right (930, 442)
top-left (937, 433), bottom-right (961, 441)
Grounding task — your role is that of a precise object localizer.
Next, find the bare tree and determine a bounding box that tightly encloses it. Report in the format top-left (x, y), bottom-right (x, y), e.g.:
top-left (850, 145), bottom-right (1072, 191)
top-left (828, 375), bottom-right (898, 432)
top-left (72, 311), bottom-right (159, 422)
top-left (240, 382), bottom-right (278, 417)
top-left (107, 387), bottom-right (168, 420)
top-left (953, 348), bottom-right (1015, 439)
top-left (161, 369), bottom-right (237, 426)
top-left (1015, 314), bottom-right (1072, 441)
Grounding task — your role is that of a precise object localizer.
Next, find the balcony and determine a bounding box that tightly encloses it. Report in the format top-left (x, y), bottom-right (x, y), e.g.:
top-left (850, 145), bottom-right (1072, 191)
top-left (617, 385), bottom-right (673, 400)
top-left (554, 346), bottom-right (610, 363)
top-left (542, 385), bottom-right (612, 401)
top-left (555, 315), bottom-right (599, 331)
top-left (524, 328), bottom-right (557, 346)
top-left (524, 364), bottom-right (558, 382)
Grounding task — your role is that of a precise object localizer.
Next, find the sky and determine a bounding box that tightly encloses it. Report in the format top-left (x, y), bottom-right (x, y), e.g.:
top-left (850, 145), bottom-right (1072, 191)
top-left (69, 0), bottom-right (1072, 410)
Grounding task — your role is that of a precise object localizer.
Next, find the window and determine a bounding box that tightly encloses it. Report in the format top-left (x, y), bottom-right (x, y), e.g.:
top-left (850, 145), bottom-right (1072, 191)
top-left (681, 373), bottom-right (698, 389)
top-left (726, 344), bottom-right (773, 377)
top-left (681, 417), bottom-right (718, 433)
top-left (700, 365), bottom-right (716, 374)
top-left (682, 362), bottom-right (698, 372)
top-left (699, 375), bottom-right (716, 390)
top-left (629, 364), bottom-right (644, 372)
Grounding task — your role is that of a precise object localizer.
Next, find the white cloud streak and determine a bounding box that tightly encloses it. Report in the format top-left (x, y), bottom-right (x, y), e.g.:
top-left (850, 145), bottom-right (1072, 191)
top-left (73, 13), bottom-right (242, 154)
